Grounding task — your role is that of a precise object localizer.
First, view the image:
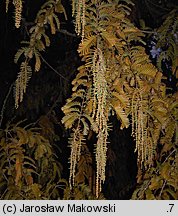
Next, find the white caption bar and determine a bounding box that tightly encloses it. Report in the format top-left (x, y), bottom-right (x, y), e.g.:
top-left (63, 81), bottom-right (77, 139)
top-left (0, 200), bottom-right (177, 216)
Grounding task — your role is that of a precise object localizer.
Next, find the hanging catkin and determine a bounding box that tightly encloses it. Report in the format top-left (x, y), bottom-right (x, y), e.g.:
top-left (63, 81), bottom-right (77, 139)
top-left (131, 89), bottom-right (154, 168)
top-left (13, 0), bottom-right (23, 28)
top-left (72, 0), bottom-right (86, 41)
top-left (92, 48), bottom-right (109, 197)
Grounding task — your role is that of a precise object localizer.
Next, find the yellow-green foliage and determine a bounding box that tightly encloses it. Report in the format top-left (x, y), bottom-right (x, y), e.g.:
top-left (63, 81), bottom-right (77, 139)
top-left (132, 92), bottom-right (178, 199)
top-left (0, 116), bottom-right (99, 200)
top-left (14, 0), bottom-right (66, 108)
top-left (62, 0), bottom-right (178, 198)
top-left (8, 0), bottom-right (178, 199)
top-left (0, 120), bottom-right (66, 199)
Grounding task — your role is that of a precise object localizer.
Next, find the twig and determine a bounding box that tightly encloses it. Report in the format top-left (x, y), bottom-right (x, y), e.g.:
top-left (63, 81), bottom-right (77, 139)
top-left (140, 30), bottom-right (157, 34)
top-left (154, 149), bottom-right (176, 176)
top-left (0, 82), bottom-right (14, 127)
top-left (163, 149), bottom-right (176, 164)
top-left (40, 54), bottom-right (69, 81)
top-left (0, 188), bottom-right (8, 200)
top-left (158, 180), bottom-right (167, 199)
top-left (57, 29), bottom-right (78, 38)
top-left (140, 179), bottom-right (152, 199)
top-left (46, 93), bottom-right (61, 117)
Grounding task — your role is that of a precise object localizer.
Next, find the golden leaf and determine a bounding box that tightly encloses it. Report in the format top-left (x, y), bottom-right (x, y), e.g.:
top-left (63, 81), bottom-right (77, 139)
top-left (78, 35), bottom-right (96, 55)
top-left (111, 100), bottom-right (129, 129)
top-left (25, 175), bottom-right (33, 185)
top-left (149, 176), bottom-right (162, 190)
top-left (31, 183), bottom-right (41, 198)
top-left (101, 31), bottom-right (117, 48)
top-left (160, 163), bottom-right (171, 180)
top-left (15, 155), bottom-right (22, 185)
